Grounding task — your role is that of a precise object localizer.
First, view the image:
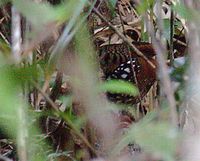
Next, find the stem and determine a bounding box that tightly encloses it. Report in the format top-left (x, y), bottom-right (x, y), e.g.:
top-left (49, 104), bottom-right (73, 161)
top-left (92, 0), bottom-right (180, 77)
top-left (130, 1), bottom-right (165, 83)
top-left (145, 16), bottom-right (178, 127)
top-left (32, 81), bottom-right (98, 156)
top-left (11, 6), bottom-right (21, 63)
top-left (92, 7), bottom-right (156, 69)
top-left (169, 7), bottom-right (174, 66)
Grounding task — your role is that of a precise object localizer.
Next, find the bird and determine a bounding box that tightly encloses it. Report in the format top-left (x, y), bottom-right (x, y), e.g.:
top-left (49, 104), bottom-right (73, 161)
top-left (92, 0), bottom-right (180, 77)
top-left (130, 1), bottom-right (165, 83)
top-left (99, 42), bottom-right (157, 104)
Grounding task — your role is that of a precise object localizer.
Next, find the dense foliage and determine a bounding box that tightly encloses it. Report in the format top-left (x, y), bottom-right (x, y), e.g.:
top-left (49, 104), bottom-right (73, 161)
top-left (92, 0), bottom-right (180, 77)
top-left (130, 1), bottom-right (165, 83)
top-left (0, 0), bottom-right (199, 161)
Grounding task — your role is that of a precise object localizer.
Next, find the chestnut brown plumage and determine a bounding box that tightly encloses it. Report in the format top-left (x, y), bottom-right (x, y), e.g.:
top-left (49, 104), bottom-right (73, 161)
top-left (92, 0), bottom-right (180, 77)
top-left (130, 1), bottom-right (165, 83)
top-left (99, 42), bottom-right (157, 104)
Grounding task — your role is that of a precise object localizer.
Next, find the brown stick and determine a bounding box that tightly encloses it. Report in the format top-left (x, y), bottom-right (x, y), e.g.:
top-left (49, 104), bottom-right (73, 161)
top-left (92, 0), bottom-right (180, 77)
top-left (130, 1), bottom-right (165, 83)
top-left (32, 81), bottom-right (98, 156)
top-left (92, 7), bottom-right (156, 69)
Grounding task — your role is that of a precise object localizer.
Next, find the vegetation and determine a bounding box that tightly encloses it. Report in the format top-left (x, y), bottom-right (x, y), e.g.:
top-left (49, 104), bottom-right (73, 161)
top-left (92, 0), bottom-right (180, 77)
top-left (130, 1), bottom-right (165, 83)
top-left (0, 0), bottom-right (199, 161)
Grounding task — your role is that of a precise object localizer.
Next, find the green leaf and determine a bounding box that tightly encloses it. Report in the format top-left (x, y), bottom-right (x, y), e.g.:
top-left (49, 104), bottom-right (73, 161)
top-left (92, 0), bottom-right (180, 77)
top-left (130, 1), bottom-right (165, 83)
top-left (0, 69), bottom-right (21, 138)
top-left (137, 0), bottom-right (155, 14)
top-left (99, 79), bottom-right (138, 96)
top-left (108, 0), bottom-right (117, 8)
top-left (173, 3), bottom-right (188, 19)
top-left (141, 31), bottom-right (149, 41)
top-left (173, 2), bottom-right (194, 21)
top-left (107, 0), bottom-right (117, 17)
top-left (163, 19), bottom-right (171, 41)
top-left (59, 95), bottom-right (72, 111)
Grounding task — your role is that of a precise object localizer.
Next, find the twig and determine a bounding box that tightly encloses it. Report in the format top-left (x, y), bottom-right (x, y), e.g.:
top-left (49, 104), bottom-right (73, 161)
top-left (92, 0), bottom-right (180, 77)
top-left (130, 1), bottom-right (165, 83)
top-left (0, 31), bottom-right (10, 45)
top-left (32, 80), bottom-right (59, 111)
top-left (145, 15), bottom-right (178, 127)
top-left (43, 120), bottom-right (64, 139)
top-left (173, 37), bottom-right (187, 47)
top-left (50, 71), bottom-right (63, 102)
top-left (32, 81), bottom-right (98, 156)
top-left (169, 5), bottom-right (174, 66)
top-left (46, 71), bottom-right (63, 110)
top-left (92, 7), bottom-right (156, 69)
top-left (36, 75), bottom-right (51, 110)
top-left (48, 0), bottom-right (97, 66)
top-left (117, 4), bottom-right (142, 102)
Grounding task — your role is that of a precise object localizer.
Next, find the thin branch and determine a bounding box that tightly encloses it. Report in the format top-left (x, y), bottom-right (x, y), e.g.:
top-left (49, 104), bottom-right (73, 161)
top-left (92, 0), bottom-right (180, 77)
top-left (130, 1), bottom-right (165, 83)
top-left (46, 71), bottom-right (63, 110)
top-left (145, 15), bottom-right (178, 127)
top-left (169, 5), bottom-right (174, 66)
top-left (32, 81), bottom-right (98, 156)
top-left (36, 75), bottom-right (51, 110)
top-left (50, 71), bottom-right (63, 102)
top-left (32, 81), bottom-right (59, 111)
top-left (92, 7), bottom-right (156, 69)
top-left (48, 0), bottom-right (97, 66)
top-left (117, 4), bottom-right (142, 103)
top-left (0, 31), bottom-right (10, 45)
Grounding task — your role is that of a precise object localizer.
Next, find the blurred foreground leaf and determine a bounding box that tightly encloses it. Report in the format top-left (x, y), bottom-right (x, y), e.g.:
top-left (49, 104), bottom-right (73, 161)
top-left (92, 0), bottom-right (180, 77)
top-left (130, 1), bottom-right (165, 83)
top-left (0, 55), bottom-right (48, 160)
top-left (99, 79), bottom-right (138, 96)
top-left (0, 0), bottom-right (9, 6)
top-left (173, 2), bottom-right (200, 22)
top-left (13, 0), bottom-right (82, 27)
top-left (137, 0), bottom-right (155, 14)
top-left (163, 19), bottom-right (171, 42)
top-left (0, 60), bottom-right (21, 137)
top-left (113, 113), bottom-right (179, 161)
